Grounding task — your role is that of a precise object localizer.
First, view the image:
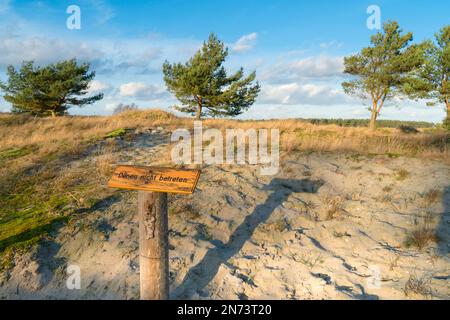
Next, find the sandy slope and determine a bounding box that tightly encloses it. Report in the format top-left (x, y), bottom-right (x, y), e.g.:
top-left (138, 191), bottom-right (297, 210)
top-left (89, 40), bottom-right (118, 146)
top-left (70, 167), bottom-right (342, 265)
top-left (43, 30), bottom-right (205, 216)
top-left (0, 130), bottom-right (449, 300)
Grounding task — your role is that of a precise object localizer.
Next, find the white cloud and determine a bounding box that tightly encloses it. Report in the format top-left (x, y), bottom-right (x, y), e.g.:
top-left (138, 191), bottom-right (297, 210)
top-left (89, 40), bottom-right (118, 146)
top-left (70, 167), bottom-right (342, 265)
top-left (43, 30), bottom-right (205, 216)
top-left (111, 47), bottom-right (162, 74)
top-left (289, 55), bottom-right (344, 77)
top-left (104, 102), bottom-right (117, 111)
top-left (0, 35), bottom-right (104, 68)
top-left (119, 82), bottom-right (167, 100)
top-left (0, 34), bottom-right (164, 76)
top-left (262, 55), bottom-right (344, 83)
top-left (232, 33), bottom-right (258, 53)
top-left (258, 82), bottom-right (357, 106)
top-left (319, 40), bottom-right (342, 49)
top-left (119, 82), bottom-right (149, 96)
top-left (88, 80), bottom-right (110, 93)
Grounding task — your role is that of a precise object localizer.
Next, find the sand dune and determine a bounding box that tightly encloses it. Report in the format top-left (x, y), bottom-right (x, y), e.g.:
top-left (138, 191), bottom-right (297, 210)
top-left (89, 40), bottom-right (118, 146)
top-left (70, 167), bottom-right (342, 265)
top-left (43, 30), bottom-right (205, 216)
top-left (0, 129), bottom-right (449, 300)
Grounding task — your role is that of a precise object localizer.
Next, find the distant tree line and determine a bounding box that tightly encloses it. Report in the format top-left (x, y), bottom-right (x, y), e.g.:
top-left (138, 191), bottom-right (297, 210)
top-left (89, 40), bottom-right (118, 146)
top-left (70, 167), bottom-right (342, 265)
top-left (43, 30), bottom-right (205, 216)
top-left (112, 103), bottom-right (139, 114)
top-left (300, 118), bottom-right (435, 129)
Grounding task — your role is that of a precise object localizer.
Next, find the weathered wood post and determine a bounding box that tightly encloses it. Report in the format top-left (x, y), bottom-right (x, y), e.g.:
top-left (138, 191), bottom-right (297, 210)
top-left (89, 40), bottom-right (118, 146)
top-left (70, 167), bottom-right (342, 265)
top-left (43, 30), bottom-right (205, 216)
top-left (108, 165), bottom-right (200, 300)
top-left (138, 191), bottom-right (169, 300)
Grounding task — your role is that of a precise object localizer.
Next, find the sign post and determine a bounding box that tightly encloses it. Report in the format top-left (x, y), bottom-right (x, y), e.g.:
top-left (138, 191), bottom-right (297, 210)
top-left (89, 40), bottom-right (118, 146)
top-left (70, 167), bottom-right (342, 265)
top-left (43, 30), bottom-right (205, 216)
top-left (108, 165), bottom-right (201, 300)
top-left (138, 191), bottom-right (168, 300)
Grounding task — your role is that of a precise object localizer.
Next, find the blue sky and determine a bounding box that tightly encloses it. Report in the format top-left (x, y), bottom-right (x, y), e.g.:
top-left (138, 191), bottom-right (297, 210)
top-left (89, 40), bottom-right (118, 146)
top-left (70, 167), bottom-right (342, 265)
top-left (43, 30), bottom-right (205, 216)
top-left (0, 0), bottom-right (449, 122)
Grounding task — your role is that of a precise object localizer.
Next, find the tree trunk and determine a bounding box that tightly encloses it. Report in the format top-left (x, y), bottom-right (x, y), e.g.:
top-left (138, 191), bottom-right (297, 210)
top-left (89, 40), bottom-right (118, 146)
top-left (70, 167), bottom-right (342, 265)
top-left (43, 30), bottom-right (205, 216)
top-left (196, 96), bottom-right (202, 120)
top-left (446, 99), bottom-right (449, 121)
top-left (445, 98), bottom-right (450, 129)
top-left (50, 110), bottom-right (56, 118)
top-left (369, 102), bottom-right (378, 131)
top-left (138, 191), bottom-right (169, 300)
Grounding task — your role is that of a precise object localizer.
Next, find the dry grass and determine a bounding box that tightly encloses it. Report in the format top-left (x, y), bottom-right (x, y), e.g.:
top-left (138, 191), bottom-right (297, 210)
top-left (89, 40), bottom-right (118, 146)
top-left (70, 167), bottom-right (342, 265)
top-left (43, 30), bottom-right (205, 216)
top-left (1, 111), bottom-right (448, 169)
top-left (404, 213), bottom-right (439, 251)
top-left (0, 109), bottom-right (178, 160)
top-left (292, 252), bottom-right (324, 269)
top-left (281, 133), bottom-right (300, 153)
top-left (169, 197), bottom-right (200, 220)
top-left (419, 188), bottom-right (443, 208)
top-left (95, 142), bottom-right (120, 178)
top-left (185, 118), bottom-right (450, 160)
top-left (322, 195), bottom-right (346, 220)
top-left (1, 110), bottom-right (448, 205)
top-left (395, 168), bottom-right (411, 181)
top-left (404, 226), bottom-right (438, 251)
top-left (404, 273), bottom-right (433, 298)
top-left (275, 124), bottom-right (449, 160)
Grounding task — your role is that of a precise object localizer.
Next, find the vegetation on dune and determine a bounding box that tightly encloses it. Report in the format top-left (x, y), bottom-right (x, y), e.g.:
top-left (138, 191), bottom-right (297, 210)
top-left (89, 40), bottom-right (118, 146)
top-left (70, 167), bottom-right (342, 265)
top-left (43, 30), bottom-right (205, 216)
top-left (0, 173), bottom-right (71, 271)
top-left (0, 151), bottom-right (117, 271)
top-left (0, 109), bottom-right (448, 272)
top-left (0, 110), bottom-right (177, 262)
top-left (105, 128), bottom-right (128, 139)
top-left (0, 146), bottom-right (36, 162)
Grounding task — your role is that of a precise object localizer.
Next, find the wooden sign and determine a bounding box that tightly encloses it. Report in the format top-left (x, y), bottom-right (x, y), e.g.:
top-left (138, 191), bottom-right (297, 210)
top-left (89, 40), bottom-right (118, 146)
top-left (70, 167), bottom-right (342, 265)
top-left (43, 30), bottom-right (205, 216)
top-left (107, 165), bottom-right (201, 300)
top-left (108, 165), bottom-right (201, 194)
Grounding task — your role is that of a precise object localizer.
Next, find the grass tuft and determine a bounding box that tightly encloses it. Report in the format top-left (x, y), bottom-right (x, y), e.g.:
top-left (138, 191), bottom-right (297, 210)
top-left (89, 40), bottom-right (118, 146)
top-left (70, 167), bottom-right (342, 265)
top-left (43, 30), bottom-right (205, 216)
top-left (404, 226), bottom-right (438, 251)
top-left (0, 146), bottom-right (35, 162)
top-left (404, 273), bottom-right (433, 297)
top-left (395, 169), bottom-right (410, 181)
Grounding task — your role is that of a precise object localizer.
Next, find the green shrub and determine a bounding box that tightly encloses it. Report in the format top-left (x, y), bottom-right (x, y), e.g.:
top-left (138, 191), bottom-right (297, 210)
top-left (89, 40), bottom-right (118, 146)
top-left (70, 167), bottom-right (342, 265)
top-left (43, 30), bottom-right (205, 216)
top-left (105, 128), bottom-right (127, 139)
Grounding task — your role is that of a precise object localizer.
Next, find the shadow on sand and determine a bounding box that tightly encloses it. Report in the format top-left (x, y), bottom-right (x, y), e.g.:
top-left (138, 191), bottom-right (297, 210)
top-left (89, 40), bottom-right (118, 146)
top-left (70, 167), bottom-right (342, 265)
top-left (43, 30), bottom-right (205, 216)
top-left (437, 185), bottom-right (450, 256)
top-left (173, 177), bottom-right (324, 299)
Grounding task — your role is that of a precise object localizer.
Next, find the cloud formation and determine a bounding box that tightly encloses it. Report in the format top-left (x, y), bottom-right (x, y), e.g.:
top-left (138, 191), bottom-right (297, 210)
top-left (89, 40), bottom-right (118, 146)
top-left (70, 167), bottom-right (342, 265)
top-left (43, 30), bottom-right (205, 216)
top-left (232, 33), bottom-right (258, 53)
top-left (261, 55), bottom-right (344, 83)
top-left (258, 82), bottom-right (357, 106)
top-left (0, 33), bottom-right (165, 76)
top-left (0, 35), bottom-right (104, 69)
top-left (119, 82), bottom-right (168, 100)
top-left (319, 40), bottom-right (343, 49)
top-left (88, 80), bottom-right (110, 93)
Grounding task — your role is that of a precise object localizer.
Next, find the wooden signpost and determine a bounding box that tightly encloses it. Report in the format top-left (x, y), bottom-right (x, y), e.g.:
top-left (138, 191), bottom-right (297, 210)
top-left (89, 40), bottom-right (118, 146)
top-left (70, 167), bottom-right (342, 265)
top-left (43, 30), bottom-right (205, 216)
top-left (108, 165), bottom-right (201, 300)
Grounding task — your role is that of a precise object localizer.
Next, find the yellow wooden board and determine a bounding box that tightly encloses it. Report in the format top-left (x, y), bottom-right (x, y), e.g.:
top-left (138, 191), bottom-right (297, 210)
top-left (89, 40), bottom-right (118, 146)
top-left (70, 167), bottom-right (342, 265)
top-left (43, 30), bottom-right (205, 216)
top-left (108, 165), bottom-right (201, 194)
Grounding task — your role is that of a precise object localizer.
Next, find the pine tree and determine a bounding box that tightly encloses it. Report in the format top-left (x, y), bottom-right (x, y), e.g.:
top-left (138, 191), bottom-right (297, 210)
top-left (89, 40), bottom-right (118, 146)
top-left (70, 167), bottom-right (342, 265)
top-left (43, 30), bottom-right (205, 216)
top-left (0, 59), bottom-right (103, 117)
top-left (403, 26), bottom-right (450, 130)
top-left (342, 21), bottom-right (426, 130)
top-left (163, 33), bottom-right (260, 119)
